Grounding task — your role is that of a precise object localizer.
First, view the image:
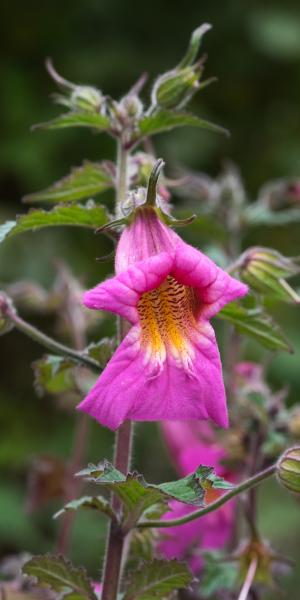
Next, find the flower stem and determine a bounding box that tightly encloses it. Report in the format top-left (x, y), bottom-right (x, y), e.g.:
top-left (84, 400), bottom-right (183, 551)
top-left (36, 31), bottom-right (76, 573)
top-left (137, 464), bottom-right (276, 529)
top-left (5, 307), bottom-right (100, 372)
top-left (101, 140), bottom-right (133, 600)
top-left (237, 556), bottom-right (258, 600)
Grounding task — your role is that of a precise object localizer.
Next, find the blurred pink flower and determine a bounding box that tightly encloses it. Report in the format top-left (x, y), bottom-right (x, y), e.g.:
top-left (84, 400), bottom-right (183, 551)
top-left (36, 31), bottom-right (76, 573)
top-left (78, 207), bottom-right (247, 430)
top-left (159, 421), bottom-right (236, 573)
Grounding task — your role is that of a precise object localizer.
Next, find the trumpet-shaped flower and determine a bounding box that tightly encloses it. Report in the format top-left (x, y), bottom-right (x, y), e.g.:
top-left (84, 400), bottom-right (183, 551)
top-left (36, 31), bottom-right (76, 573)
top-left (159, 421), bottom-right (236, 573)
top-left (78, 206), bottom-right (247, 430)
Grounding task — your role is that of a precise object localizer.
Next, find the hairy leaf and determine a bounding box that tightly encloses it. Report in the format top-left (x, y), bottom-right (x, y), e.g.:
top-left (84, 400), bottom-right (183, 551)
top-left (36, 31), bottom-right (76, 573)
top-left (124, 559), bottom-right (193, 599)
top-left (77, 461), bottom-right (232, 526)
top-left (218, 301), bottom-right (292, 352)
top-left (85, 338), bottom-right (116, 367)
top-left (24, 162), bottom-right (114, 204)
top-left (23, 554), bottom-right (96, 600)
top-left (54, 495), bottom-right (116, 521)
top-left (138, 110), bottom-right (228, 139)
top-left (33, 112), bottom-right (110, 132)
top-left (0, 202), bottom-right (109, 243)
top-left (33, 354), bottom-right (98, 397)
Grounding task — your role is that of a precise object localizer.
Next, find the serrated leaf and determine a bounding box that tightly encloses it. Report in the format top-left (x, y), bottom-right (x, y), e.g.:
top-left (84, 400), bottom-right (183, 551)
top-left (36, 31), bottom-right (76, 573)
top-left (77, 462), bottom-right (233, 526)
top-left (24, 162), bottom-right (114, 204)
top-left (138, 110), bottom-right (228, 139)
top-left (218, 301), bottom-right (292, 352)
top-left (54, 495), bottom-right (116, 521)
top-left (22, 554), bottom-right (96, 600)
top-left (124, 559), bottom-right (193, 600)
top-left (0, 202), bottom-right (109, 242)
top-left (34, 111), bottom-right (110, 131)
top-left (245, 203), bottom-right (300, 227)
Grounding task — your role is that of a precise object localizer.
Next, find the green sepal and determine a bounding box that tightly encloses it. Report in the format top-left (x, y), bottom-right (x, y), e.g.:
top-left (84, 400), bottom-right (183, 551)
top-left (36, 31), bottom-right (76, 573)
top-left (22, 554), bottom-right (97, 600)
top-left (23, 161), bottom-right (114, 204)
top-left (124, 559), bottom-right (193, 600)
top-left (178, 23), bottom-right (212, 68)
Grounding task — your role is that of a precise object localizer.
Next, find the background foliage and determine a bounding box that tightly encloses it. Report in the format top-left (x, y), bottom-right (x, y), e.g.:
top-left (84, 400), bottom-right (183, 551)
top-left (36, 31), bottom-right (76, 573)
top-left (1, 1), bottom-right (300, 597)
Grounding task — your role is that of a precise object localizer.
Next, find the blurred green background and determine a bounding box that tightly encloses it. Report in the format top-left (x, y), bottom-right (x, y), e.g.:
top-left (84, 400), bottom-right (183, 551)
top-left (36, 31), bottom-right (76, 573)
top-left (1, 0), bottom-right (300, 597)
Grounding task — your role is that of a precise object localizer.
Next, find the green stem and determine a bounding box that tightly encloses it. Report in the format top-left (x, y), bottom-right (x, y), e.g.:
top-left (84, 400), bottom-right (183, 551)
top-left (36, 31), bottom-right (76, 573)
top-left (101, 140), bottom-right (133, 600)
top-left (137, 464), bottom-right (276, 529)
top-left (7, 310), bottom-right (100, 372)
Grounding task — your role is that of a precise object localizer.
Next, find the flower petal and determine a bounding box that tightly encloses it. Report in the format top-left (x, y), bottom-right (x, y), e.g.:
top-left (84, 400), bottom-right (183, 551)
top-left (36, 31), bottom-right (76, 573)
top-left (83, 252), bottom-right (174, 324)
top-left (172, 242), bottom-right (248, 318)
top-left (77, 322), bottom-right (227, 430)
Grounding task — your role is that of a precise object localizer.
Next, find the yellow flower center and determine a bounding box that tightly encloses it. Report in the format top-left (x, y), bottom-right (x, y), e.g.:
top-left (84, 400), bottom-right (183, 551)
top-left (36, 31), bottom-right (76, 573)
top-left (137, 275), bottom-right (199, 371)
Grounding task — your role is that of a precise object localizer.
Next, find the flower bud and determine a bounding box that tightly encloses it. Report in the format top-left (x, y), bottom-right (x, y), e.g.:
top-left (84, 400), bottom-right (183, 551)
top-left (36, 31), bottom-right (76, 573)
top-left (0, 292), bottom-right (16, 335)
top-left (152, 65), bottom-right (201, 110)
top-left (151, 24), bottom-right (211, 110)
top-left (277, 447), bottom-right (300, 493)
top-left (70, 86), bottom-right (104, 113)
top-left (239, 247), bottom-right (300, 303)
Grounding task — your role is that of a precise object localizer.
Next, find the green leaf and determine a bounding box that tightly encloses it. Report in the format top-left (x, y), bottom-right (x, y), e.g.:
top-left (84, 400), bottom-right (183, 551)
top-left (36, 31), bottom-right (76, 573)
top-left (138, 110), bottom-right (228, 139)
top-left (77, 462), bottom-right (233, 527)
top-left (218, 301), bottom-right (292, 352)
top-left (22, 554), bottom-right (96, 600)
top-left (54, 495), bottom-right (116, 521)
top-left (0, 202), bottom-right (109, 243)
top-left (32, 354), bottom-right (98, 397)
top-left (33, 355), bottom-right (77, 395)
top-left (33, 111), bottom-right (110, 132)
top-left (24, 162), bottom-right (114, 204)
top-left (245, 203), bottom-right (300, 227)
top-left (200, 552), bottom-right (238, 598)
top-left (124, 559), bottom-right (193, 600)
top-left (85, 337), bottom-right (116, 368)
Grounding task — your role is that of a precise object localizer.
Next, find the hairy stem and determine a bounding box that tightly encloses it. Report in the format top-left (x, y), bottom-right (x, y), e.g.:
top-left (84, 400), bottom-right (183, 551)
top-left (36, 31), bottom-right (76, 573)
top-left (101, 140), bottom-right (133, 600)
top-left (138, 464), bottom-right (276, 529)
top-left (7, 309), bottom-right (100, 372)
top-left (237, 556), bottom-right (258, 600)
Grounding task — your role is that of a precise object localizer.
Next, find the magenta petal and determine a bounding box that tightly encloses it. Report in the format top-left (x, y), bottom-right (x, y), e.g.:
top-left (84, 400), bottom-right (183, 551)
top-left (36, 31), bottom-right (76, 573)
top-left (172, 242), bottom-right (248, 317)
top-left (83, 252), bottom-right (174, 323)
top-left (78, 323), bottom-right (228, 430)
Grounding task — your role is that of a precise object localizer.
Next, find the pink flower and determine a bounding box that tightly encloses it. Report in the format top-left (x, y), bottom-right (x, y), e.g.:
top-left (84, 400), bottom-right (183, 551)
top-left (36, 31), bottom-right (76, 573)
top-left (78, 207), bottom-right (247, 430)
top-left (158, 421), bottom-right (236, 573)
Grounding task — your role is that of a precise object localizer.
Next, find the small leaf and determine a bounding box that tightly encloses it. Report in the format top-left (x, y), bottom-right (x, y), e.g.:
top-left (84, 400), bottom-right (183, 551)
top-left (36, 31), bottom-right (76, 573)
top-left (24, 162), bottom-right (114, 204)
top-left (218, 301), bottom-right (292, 352)
top-left (33, 355), bottom-right (77, 395)
top-left (124, 559), bottom-right (193, 600)
top-left (54, 495), bottom-right (116, 521)
top-left (138, 110), bottom-right (228, 139)
top-left (23, 554), bottom-right (96, 600)
top-left (0, 202), bottom-right (109, 242)
top-left (33, 111), bottom-right (110, 132)
top-left (77, 462), bottom-right (233, 527)
top-left (85, 338), bottom-right (116, 368)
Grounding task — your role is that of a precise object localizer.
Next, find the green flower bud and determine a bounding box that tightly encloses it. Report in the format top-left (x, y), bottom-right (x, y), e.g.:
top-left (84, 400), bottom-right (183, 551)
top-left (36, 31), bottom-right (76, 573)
top-left (152, 65), bottom-right (201, 110)
top-left (70, 86), bottom-right (104, 113)
top-left (151, 23), bottom-right (212, 110)
top-left (277, 446), bottom-right (300, 493)
top-left (239, 247), bottom-right (300, 303)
